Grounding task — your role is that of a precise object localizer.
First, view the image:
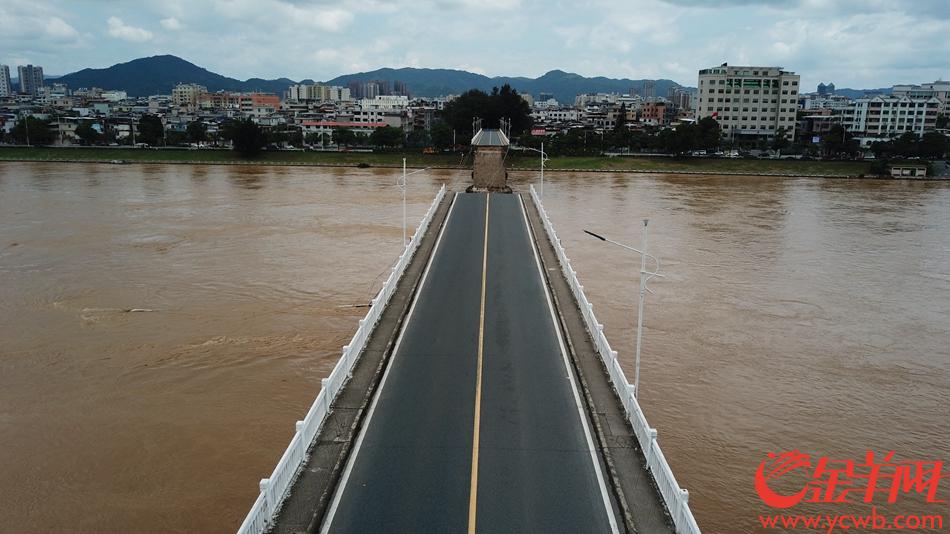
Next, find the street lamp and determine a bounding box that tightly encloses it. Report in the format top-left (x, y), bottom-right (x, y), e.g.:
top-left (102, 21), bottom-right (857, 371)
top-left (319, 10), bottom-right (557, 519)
top-left (397, 158), bottom-right (430, 247)
top-left (522, 142), bottom-right (549, 199)
top-left (584, 220), bottom-right (664, 398)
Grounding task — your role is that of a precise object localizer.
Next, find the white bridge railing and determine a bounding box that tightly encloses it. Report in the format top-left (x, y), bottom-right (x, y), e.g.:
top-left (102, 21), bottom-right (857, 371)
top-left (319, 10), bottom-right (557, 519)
top-left (237, 185), bottom-right (447, 534)
top-left (529, 185), bottom-right (701, 534)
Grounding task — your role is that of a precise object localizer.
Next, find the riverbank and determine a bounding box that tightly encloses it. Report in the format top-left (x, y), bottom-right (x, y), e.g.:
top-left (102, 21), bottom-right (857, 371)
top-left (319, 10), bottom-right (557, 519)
top-left (0, 146), bottom-right (874, 177)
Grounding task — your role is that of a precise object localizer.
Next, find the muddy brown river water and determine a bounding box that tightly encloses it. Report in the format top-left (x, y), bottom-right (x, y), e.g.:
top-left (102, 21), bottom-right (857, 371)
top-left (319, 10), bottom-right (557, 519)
top-left (1, 162), bottom-right (948, 533)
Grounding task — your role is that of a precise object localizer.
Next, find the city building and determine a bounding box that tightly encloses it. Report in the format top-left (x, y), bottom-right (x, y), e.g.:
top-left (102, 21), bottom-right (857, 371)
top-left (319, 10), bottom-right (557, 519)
top-left (641, 101), bottom-right (673, 126)
top-left (101, 90), bottom-right (128, 102)
top-left (17, 65), bottom-right (44, 96)
top-left (172, 83), bottom-right (208, 108)
top-left (891, 81), bottom-right (950, 115)
top-left (817, 82), bottom-right (836, 96)
top-left (393, 80), bottom-right (409, 97)
top-left (286, 83), bottom-right (351, 102)
top-left (299, 120), bottom-right (388, 141)
top-left (697, 63), bottom-right (800, 140)
top-left (0, 65), bottom-right (11, 97)
top-left (667, 86), bottom-right (694, 111)
top-left (834, 95), bottom-right (940, 138)
top-left (800, 94), bottom-right (852, 110)
top-left (642, 80), bottom-right (655, 100)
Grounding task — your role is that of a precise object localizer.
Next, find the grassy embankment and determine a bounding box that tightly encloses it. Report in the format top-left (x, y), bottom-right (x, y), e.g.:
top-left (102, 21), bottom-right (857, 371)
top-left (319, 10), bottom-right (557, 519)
top-left (0, 146), bottom-right (873, 176)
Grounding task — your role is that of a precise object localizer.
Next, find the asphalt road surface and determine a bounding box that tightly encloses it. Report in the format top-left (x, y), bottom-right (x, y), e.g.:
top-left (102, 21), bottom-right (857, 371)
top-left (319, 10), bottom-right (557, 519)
top-left (322, 192), bottom-right (618, 534)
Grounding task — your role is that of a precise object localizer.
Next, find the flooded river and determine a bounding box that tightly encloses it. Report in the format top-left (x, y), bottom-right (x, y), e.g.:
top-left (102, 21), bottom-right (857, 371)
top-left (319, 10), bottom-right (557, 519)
top-left (518, 172), bottom-right (950, 532)
top-left (1, 163), bottom-right (948, 532)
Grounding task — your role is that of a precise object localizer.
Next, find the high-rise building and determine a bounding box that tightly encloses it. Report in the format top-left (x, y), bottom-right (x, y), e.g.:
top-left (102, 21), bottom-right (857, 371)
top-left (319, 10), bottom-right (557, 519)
top-left (17, 64), bottom-right (44, 95)
top-left (642, 80), bottom-right (655, 100)
top-left (286, 83), bottom-right (351, 102)
top-left (817, 82), bottom-right (836, 96)
top-left (0, 65), bottom-right (11, 97)
top-left (360, 81), bottom-right (380, 100)
top-left (374, 80), bottom-right (391, 96)
top-left (697, 63), bottom-right (800, 140)
top-left (393, 80), bottom-right (408, 97)
top-left (666, 85), bottom-right (693, 111)
top-left (347, 81), bottom-right (362, 99)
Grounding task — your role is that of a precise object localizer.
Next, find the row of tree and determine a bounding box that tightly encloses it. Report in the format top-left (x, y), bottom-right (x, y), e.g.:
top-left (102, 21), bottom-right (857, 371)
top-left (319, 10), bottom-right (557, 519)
top-left (515, 117), bottom-right (725, 156)
top-left (870, 131), bottom-right (949, 160)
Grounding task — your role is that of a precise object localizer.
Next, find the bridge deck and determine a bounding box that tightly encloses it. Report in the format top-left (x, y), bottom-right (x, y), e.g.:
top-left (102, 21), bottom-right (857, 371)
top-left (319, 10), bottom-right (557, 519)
top-left (320, 192), bottom-right (619, 533)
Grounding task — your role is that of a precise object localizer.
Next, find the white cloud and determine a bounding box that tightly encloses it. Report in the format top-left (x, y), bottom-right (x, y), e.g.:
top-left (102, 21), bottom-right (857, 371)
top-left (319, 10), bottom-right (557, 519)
top-left (45, 17), bottom-right (80, 40)
top-left (106, 16), bottom-right (153, 42)
top-left (160, 17), bottom-right (183, 31)
top-left (0, 0), bottom-right (946, 88)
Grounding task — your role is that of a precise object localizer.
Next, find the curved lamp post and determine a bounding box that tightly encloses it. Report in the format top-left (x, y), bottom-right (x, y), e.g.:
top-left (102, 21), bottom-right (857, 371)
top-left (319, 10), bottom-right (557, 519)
top-left (584, 220), bottom-right (664, 398)
top-left (398, 158), bottom-right (431, 247)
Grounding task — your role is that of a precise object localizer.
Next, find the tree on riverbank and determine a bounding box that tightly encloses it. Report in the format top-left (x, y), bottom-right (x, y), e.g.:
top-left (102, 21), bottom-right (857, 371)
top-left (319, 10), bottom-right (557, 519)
top-left (370, 126), bottom-right (404, 149)
top-left (75, 121), bottom-right (102, 146)
top-left (332, 128), bottom-right (357, 148)
top-left (186, 121), bottom-right (208, 144)
top-left (137, 114), bottom-right (164, 146)
top-left (221, 118), bottom-right (266, 157)
top-left (11, 117), bottom-right (55, 146)
top-left (820, 125), bottom-right (860, 158)
top-left (871, 132), bottom-right (949, 160)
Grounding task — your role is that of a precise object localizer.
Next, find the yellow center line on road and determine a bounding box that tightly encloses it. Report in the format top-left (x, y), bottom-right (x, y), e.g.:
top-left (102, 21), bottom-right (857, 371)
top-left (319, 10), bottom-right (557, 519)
top-left (467, 193), bottom-right (490, 534)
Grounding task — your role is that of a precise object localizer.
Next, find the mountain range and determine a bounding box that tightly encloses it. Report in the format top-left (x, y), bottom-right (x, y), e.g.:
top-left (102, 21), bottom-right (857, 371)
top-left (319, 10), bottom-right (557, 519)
top-left (53, 55), bottom-right (895, 102)
top-left (55, 55), bottom-right (688, 103)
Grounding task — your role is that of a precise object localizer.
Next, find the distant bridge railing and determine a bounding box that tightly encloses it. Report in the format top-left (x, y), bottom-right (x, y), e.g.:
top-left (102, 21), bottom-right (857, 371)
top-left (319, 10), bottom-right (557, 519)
top-left (237, 185), bottom-right (447, 534)
top-left (529, 185), bottom-right (701, 534)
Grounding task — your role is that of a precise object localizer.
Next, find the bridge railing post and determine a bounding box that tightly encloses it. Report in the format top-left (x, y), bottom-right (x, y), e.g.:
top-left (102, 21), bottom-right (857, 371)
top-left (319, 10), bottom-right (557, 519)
top-left (258, 478), bottom-right (271, 525)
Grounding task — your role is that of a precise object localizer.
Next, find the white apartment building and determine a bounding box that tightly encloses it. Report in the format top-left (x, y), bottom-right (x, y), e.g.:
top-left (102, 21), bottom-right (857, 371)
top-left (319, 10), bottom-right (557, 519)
top-left (0, 65), bottom-right (11, 97)
top-left (833, 95), bottom-right (940, 137)
top-left (801, 94), bottom-right (853, 110)
top-left (697, 63), bottom-right (800, 139)
top-left (574, 93), bottom-right (621, 107)
top-left (172, 83), bottom-right (208, 108)
top-left (300, 120), bottom-right (389, 141)
top-left (891, 81), bottom-right (950, 115)
top-left (531, 108), bottom-right (581, 122)
top-left (359, 95), bottom-right (409, 111)
top-left (101, 91), bottom-right (128, 102)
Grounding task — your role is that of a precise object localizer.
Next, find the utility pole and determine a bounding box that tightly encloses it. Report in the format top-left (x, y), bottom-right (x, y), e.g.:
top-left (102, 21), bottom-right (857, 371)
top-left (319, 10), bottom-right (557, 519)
top-left (584, 221), bottom-right (664, 399)
top-left (540, 141), bottom-right (545, 198)
top-left (397, 161), bottom-right (431, 248)
top-left (402, 158), bottom-right (407, 247)
top-left (633, 219), bottom-right (648, 399)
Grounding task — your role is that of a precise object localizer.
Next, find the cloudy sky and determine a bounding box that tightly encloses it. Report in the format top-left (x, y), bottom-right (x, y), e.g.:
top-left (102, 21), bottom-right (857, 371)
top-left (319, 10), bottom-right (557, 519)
top-left (2, 0), bottom-right (947, 90)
